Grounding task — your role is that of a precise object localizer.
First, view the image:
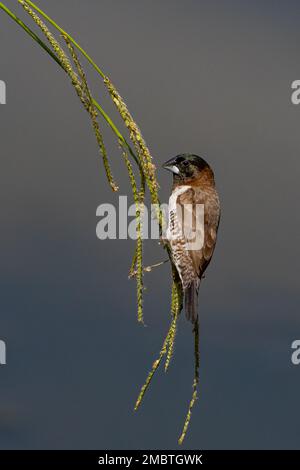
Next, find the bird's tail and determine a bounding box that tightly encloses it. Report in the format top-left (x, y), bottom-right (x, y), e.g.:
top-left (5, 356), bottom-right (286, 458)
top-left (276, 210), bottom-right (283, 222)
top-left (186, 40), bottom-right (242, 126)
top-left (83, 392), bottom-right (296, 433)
top-left (184, 280), bottom-right (199, 324)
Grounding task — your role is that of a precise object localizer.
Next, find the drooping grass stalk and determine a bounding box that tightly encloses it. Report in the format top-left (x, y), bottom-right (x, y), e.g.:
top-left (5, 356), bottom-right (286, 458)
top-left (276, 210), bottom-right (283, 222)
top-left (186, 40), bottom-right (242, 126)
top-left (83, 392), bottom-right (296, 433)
top-left (25, 0), bottom-right (106, 79)
top-left (134, 322), bottom-right (172, 411)
top-left (164, 281), bottom-right (180, 371)
top-left (165, 266), bottom-right (183, 370)
top-left (0, 2), bottom-right (61, 67)
top-left (0, 2), bottom-right (139, 168)
top-left (18, 0), bottom-right (118, 192)
top-left (134, 276), bottom-right (182, 407)
top-left (164, 311), bottom-right (178, 372)
top-left (121, 149), bottom-right (145, 323)
top-left (15, 0), bottom-right (146, 317)
top-left (24, 0), bottom-right (160, 209)
top-left (66, 29), bottom-right (146, 321)
top-left (171, 280), bottom-right (178, 315)
top-left (136, 181), bottom-right (145, 323)
top-left (103, 77), bottom-right (164, 236)
top-left (103, 78), bottom-right (159, 203)
top-left (64, 36), bottom-right (118, 192)
top-left (20, 0), bottom-right (160, 211)
top-left (128, 248), bottom-right (138, 278)
top-left (178, 319), bottom-right (200, 445)
top-left (136, 214), bottom-right (144, 323)
top-left (1, 0), bottom-right (200, 444)
top-left (2, 0), bottom-right (148, 321)
top-left (14, 0), bottom-right (163, 319)
top-left (17, 0), bottom-right (164, 254)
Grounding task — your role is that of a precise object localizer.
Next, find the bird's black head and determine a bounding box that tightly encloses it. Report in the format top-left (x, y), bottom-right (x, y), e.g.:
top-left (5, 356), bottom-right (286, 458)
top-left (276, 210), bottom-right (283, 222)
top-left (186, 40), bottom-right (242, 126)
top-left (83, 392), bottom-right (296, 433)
top-left (162, 153), bottom-right (212, 183)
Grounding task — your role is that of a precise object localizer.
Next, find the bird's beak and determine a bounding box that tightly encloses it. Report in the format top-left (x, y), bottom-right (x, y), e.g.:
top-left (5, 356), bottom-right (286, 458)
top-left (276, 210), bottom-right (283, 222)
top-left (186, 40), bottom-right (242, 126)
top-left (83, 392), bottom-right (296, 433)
top-left (162, 163), bottom-right (180, 175)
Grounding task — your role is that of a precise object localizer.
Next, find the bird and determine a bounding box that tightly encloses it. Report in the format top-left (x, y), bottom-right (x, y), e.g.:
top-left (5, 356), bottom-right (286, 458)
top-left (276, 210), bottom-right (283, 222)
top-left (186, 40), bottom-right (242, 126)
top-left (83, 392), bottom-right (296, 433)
top-left (163, 154), bottom-right (220, 324)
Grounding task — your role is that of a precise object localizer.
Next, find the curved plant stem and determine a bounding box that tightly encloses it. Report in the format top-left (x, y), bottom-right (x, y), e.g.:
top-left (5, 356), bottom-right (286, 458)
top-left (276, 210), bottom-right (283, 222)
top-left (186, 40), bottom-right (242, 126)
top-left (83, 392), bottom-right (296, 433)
top-left (164, 280), bottom-right (180, 371)
top-left (22, 2), bottom-right (145, 176)
top-left (178, 319), bottom-right (200, 445)
top-left (63, 34), bottom-right (118, 191)
top-left (0, 2), bottom-right (139, 167)
top-left (25, 0), bottom-right (106, 79)
top-left (0, 2), bottom-right (61, 67)
top-left (134, 326), bottom-right (172, 410)
top-left (92, 100), bottom-right (140, 167)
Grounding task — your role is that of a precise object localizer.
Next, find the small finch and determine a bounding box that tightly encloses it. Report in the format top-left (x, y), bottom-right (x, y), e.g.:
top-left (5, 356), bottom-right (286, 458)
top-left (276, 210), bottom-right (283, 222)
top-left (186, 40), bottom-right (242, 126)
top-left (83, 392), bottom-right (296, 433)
top-left (163, 154), bottom-right (220, 324)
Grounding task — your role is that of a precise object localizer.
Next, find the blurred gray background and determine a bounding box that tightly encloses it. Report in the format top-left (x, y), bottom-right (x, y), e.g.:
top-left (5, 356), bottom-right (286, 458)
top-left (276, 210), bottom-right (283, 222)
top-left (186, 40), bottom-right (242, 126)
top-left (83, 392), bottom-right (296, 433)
top-left (0, 0), bottom-right (299, 449)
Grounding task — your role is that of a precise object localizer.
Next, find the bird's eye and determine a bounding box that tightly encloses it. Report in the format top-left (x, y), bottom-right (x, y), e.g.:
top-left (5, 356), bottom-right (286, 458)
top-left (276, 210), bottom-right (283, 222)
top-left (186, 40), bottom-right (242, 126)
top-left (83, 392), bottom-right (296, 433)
top-left (182, 160), bottom-right (189, 167)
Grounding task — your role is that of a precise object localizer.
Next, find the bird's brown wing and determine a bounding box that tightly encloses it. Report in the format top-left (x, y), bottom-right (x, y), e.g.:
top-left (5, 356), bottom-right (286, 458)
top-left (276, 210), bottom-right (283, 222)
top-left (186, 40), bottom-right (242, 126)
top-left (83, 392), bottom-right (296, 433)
top-left (177, 186), bottom-right (220, 280)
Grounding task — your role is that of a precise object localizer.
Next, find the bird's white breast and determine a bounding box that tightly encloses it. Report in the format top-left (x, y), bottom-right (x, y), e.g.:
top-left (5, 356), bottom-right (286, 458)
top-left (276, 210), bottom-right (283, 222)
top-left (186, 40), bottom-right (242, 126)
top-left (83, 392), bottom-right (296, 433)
top-left (166, 185), bottom-right (196, 288)
top-left (168, 185), bottom-right (192, 213)
top-left (166, 185), bottom-right (191, 241)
